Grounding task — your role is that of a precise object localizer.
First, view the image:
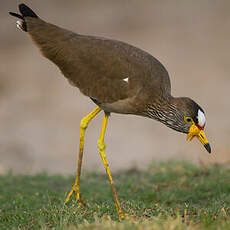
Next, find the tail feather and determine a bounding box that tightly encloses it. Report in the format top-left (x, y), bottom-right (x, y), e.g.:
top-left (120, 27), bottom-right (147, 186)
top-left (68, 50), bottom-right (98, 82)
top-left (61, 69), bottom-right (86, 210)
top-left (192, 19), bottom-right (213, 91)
top-left (19, 4), bottom-right (38, 18)
top-left (9, 12), bottom-right (24, 20)
top-left (9, 4), bottom-right (38, 32)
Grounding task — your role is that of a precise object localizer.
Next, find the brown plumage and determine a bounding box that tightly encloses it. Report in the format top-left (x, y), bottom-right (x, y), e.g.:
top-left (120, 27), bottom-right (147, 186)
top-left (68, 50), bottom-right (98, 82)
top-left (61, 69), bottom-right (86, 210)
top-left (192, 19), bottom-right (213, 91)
top-left (27, 17), bottom-right (172, 115)
top-left (25, 16), bottom-right (207, 134)
top-left (9, 3), bottom-right (211, 219)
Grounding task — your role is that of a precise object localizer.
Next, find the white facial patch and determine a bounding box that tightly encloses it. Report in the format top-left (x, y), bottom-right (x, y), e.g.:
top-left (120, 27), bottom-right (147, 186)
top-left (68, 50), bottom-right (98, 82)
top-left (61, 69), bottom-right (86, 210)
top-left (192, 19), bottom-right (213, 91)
top-left (123, 78), bottom-right (129, 83)
top-left (197, 109), bottom-right (206, 127)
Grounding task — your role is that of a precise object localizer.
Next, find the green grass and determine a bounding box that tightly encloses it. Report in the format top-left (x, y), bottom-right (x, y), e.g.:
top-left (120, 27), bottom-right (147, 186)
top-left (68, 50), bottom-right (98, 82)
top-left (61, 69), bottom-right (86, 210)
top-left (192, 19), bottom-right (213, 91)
top-left (1, 161), bottom-right (230, 229)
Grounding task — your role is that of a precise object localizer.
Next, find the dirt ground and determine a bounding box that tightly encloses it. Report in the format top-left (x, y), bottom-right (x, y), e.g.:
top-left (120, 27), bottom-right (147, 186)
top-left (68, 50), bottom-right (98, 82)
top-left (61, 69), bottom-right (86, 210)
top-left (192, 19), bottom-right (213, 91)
top-left (1, 0), bottom-right (230, 174)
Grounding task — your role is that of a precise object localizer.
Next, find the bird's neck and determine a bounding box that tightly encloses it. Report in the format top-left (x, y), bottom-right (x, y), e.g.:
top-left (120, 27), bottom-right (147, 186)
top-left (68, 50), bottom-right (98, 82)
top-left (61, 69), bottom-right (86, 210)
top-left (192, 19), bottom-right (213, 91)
top-left (144, 96), bottom-right (186, 133)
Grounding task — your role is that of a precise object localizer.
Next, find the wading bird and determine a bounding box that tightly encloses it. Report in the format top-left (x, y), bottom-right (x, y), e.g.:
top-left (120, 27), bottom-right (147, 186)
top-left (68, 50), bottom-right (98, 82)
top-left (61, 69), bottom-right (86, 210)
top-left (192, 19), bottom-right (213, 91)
top-left (10, 4), bottom-right (211, 219)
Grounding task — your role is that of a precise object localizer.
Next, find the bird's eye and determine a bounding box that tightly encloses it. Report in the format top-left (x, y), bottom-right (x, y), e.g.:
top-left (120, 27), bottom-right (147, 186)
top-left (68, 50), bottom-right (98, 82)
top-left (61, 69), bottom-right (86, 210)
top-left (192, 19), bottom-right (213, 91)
top-left (184, 116), bottom-right (193, 124)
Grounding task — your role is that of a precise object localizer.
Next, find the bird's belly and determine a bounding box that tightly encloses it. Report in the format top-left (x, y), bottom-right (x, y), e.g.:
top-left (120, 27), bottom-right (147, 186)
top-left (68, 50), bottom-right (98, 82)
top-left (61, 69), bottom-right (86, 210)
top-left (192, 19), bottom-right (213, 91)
top-left (99, 97), bottom-right (141, 115)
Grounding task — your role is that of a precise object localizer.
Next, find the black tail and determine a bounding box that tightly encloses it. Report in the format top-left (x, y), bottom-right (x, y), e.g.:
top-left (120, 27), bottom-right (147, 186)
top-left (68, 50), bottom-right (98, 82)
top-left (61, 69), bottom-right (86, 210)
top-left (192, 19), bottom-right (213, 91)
top-left (9, 4), bottom-right (38, 32)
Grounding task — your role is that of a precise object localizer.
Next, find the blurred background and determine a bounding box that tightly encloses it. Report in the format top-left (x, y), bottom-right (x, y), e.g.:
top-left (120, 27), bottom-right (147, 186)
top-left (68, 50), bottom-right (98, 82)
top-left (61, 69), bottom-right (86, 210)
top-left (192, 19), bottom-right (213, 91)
top-left (1, 0), bottom-right (229, 174)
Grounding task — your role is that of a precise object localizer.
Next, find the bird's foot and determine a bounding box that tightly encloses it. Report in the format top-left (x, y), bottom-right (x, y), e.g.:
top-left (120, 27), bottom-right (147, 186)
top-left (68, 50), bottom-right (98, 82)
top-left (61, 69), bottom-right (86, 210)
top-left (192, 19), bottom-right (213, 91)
top-left (116, 209), bottom-right (133, 221)
top-left (118, 212), bottom-right (126, 220)
top-left (65, 187), bottom-right (86, 206)
top-left (118, 212), bottom-right (134, 221)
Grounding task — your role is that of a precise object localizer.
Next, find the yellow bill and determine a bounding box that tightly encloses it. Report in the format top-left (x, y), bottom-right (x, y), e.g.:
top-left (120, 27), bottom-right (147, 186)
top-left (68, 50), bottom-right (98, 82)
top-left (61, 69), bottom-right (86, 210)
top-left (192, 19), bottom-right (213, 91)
top-left (187, 124), bottom-right (211, 153)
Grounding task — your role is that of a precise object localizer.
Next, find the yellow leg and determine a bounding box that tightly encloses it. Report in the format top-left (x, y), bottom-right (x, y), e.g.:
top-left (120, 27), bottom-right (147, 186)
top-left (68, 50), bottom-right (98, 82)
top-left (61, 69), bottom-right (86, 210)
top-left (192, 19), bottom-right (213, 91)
top-left (97, 114), bottom-right (125, 220)
top-left (65, 107), bottom-right (102, 204)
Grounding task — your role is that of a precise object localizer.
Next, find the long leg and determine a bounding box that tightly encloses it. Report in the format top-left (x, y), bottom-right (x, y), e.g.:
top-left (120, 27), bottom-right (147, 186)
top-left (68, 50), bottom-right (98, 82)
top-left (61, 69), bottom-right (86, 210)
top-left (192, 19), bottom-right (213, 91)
top-left (97, 114), bottom-right (124, 220)
top-left (65, 107), bottom-right (102, 204)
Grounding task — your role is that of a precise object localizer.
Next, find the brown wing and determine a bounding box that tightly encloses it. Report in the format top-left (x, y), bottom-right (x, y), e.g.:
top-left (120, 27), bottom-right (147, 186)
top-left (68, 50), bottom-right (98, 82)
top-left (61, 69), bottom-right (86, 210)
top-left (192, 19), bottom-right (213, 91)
top-left (26, 17), bottom-right (171, 104)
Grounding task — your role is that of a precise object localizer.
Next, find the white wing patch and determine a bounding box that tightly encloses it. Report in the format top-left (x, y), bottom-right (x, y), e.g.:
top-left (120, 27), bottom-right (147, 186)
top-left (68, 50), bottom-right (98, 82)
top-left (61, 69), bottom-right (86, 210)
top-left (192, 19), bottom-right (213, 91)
top-left (197, 109), bottom-right (206, 127)
top-left (123, 78), bottom-right (129, 83)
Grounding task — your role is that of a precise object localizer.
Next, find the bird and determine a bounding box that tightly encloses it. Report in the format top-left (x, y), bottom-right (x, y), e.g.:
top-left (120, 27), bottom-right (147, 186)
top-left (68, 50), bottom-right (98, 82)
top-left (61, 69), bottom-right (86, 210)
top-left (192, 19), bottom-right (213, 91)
top-left (9, 4), bottom-right (211, 220)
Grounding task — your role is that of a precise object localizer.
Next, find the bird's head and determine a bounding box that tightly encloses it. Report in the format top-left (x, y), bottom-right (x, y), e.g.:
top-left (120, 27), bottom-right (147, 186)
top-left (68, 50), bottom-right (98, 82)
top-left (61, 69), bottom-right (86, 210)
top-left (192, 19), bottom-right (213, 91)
top-left (173, 97), bottom-right (211, 153)
top-left (146, 96), bottom-right (211, 153)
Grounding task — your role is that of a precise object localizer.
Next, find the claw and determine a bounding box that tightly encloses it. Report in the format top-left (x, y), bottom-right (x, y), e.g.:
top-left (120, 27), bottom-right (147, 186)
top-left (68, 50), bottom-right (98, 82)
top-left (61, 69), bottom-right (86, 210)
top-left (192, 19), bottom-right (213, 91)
top-left (119, 213), bottom-right (135, 221)
top-left (65, 187), bottom-right (86, 206)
